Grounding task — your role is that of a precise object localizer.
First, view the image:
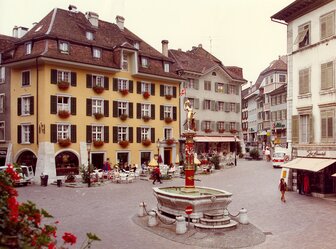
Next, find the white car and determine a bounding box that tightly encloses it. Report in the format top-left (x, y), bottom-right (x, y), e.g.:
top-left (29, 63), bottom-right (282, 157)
top-left (0, 165), bottom-right (34, 186)
top-left (272, 152), bottom-right (288, 168)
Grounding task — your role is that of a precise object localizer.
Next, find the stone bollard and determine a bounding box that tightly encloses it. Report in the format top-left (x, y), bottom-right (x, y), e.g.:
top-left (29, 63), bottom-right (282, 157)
top-left (239, 208), bottom-right (249, 224)
top-left (138, 202), bottom-right (147, 217)
top-left (223, 209), bottom-right (229, 217)
top-left (148, 211), bottom-right (158, 227)
top-left (176, 216), bottom-right (187, 234)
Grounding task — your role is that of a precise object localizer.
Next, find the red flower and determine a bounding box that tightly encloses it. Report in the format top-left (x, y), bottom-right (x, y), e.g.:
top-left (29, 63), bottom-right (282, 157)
top-left (5, 165), bottom-right (20, 181)
top-left (33, 212), bottom-right (41, 225)
top-left (7, 196), bottom-right (19, 222)
top-left (62, 232), bottom-right (77, 245)
top-left (48, 242), bottom-right (56, 249)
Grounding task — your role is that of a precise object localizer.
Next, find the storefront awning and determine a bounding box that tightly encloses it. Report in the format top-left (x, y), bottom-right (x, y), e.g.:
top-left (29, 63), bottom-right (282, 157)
top-left (332, 173), bottom-right (336, 177)
top-left (194, 136), bottom-right (240, 142)
top-left (283, 158), bottom-right (336, 172)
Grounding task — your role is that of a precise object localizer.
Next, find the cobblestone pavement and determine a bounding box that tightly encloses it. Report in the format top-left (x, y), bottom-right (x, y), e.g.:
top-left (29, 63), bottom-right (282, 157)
top-left (17, 159), bottom-right (336, 249)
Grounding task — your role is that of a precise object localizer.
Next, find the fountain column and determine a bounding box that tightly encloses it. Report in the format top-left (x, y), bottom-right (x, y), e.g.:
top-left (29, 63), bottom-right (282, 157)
top-left (183, 130), bottom-right (196, 190)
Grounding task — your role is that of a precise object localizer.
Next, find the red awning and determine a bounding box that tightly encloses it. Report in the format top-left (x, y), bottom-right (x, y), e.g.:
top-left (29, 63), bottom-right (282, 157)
top-left (194, 136), bottom-right (240, 142)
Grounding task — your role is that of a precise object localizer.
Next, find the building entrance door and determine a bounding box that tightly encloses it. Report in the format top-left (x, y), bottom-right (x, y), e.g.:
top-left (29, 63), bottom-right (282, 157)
top-left (164, 149), bottom-right (171, 165)
top-left (92, 153), bottom-right (104, 169)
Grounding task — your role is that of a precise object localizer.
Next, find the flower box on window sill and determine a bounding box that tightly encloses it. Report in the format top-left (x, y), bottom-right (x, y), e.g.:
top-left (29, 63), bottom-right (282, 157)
top-left (242, 128), bottom-right (248, 132)
top-left (230, 129), bottom-right (238, 134)
top-left (58, 110), bottom-right (70, 119)
top-left (218, 129), bottom-right (225, 133)
top-left (204, 129), bottom-right (212, 133)
top-left (166, 138), bottom-right (175, 145)
top-left (165, 94), bottom-right (172, 100)
top-left (164, 117), bottom-right (173, 123)
top-left (93, 140), bottom-right (104, 147)
top-left (119, 89), bottom-right (129, 96)
top-left (93, 85), bottom-right (104, 94)
top-left (142, 115), bottom-right (151, 122)
top-left (94, 112), bottom-right (104, 120)
top-left (58, 138), bottom-right (71, 147)
top-left (119, 140), bottom-right (129, 148)
top-left (57, 81), bottom-right (69, 90)
top-left (143, 92), bottom-right (150, 99)
top-left (142, 139), bottom-right (151, 146)
top-left (120, 114), bottom-right (128, 121)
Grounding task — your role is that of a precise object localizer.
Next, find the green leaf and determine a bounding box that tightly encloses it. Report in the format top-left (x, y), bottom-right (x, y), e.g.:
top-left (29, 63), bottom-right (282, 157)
top-left (86, 232), bottom-right (101, 241)
top-left (41, 209), bottom-right (53, 218)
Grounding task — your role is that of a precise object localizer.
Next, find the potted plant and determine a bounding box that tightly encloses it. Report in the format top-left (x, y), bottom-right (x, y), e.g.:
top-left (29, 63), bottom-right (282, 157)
top-left (120, 114), bottom-right (128, 121)
top-left (58, 138), bottom-right (71, 147)
top-left (165, 94), bottom-right (172, 100)
top-left (230, 129), bottom-right (238, 134)
top-left (57, 81), bottom-right (69, 90)
top-left (164, 116), bottom-right (173, 123)
top-left (94, 112), bottom-right (104, 120)
top-left (204, 129), bottom-right (212, 133)
top-left (93, 140), bottom-right (104, 147)
top-left (93, 85), bottom-right (104, 94)
top-left (58, 110), bottom-right (70, 119)
top-left (218, 129), bottom-right (225, 133)
top-left (142, 115), bottom-right (151, 122)
top-left (119, 140), bottom-right (129, 148)
top-left (142, 139), bottom-right (151, 146)
top-left (143, 91), bottom-right (150, 99)
top-left (166, 138), bottom-right (175, 145)
top-left (119, 89), bottom-right (128, 96)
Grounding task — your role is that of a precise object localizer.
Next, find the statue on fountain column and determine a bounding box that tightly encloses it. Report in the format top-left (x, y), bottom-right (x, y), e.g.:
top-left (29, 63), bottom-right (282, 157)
top-left (184, 99), bottom-right (196, 131)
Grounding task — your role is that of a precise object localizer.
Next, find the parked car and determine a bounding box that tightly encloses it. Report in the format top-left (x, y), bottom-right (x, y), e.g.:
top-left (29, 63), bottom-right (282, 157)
top-left (272, 147), bottom-right (289, 168)
top-left (0, 165), bottom-right (34, 186)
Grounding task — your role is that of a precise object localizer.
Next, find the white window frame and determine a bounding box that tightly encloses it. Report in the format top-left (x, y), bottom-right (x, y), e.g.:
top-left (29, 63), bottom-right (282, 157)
top-left (25, 42), bottom-right (32, 55)
top-left (21, 70), bottom-right (31, 86)
top-left (86, 31), bottom-right (94, 40)
top-left (93, 48), bottom-right (101, 58)
top-left (118, 101), bottom-right (128, 116)
top-left (0, 67), bottom-right (5, 84)
top-left (187, 79), bottom-right (195, 89)
top-left (0, 121), bottom-right (5, 142)
top-left (57, 95), bottom-right (71, 112)
top-left (141, 82), bottom-right (151, 93)
top-left (122, 52), bottom-right (128, 71)
top-left (21, 124), bottom-right (31, 144)
top-left (204, 100), bottom-right (211, 110)
top-left (204, 80), bottom-right (211, 91)
top-left (141, 57), bottom-right (148, 68)
top-left (21, 96), bottom-right (31, 116)
top-left (92, 74), bottom-right (104, 87)
top-left (92, 98), bottom-right (103, 114)
top-left (228, 85), bottom-right (237, 95)
top-left (57, 123), bottom-right (71, 140)
top-left (218, 101), bottom-right (225, 111)
top-left (295, 23), bottom-right (310, 48)
top-left (164, 127), bottom-right (173, 140)
top-left (299, 115), bottom-right (309, 144)
top-left (216, 83), bottom-right (225, 93)
top-left (204, 121), bottom-right (211, 130)
top-left (164, 85), bottom-right (173, 96)
top-left (163, 105), bottom-right (172, 118)
top-left (229, 103), bottom-right (236, 112)
top-left (164, 62), bottom-right (169, 72)
top-left (0, 94), bottom-right (4, 113)
top-left (218, 121), bottom-right (225, 130)
top-left (279, 74), bottom-right (286, 83)
top-left (118, 78), bottom-right (128, 90)
top-left (141, 127), bottom-right (150, 140)
top-left (57, 70), bottom-right (71, 83)
top-left (118, 126), bottom-right (128, 141)
top-left (92, 125), bottom-right (104, 141)
top-left (141, 103), bottom-right (151, 117)
top-left (59, 41), bottom-right (69, 53)
top-left (229, 122), bottom-right (236, 130)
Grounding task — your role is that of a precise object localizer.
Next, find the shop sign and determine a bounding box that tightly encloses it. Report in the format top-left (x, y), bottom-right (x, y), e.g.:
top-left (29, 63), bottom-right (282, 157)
top-left (306, 150), bottom-right (326, 157)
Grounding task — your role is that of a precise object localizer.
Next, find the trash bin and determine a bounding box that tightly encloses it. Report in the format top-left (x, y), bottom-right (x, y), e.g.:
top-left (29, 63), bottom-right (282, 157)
top-left (57, 179), bottom-right (62, 187)
top-left (40, 175), bottom-right (48, 186)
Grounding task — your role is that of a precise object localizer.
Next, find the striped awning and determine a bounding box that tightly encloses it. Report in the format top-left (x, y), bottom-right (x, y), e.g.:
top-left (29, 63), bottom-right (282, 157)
top-left (194, 136), bottom-right (240, 142)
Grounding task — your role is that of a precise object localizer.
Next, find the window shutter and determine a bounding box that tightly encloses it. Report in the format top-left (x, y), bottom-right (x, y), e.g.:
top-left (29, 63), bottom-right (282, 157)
top-left (211, 121), bottom-right (215, 131)
top-left (160, 85), bottom-right (164, 96)
top-left (71, 125), bottom-right (76, 143)
top-left (71, 97), bottom-right (76, 115)
top-left (104, 126), bottom-right (109, 143)
top-left (225, 102), bottom-right (229, 112)
top-left (173, 86), bottom-right (177, 98)
top-left (137, 81), bottom-right (141, 94)
top-left (224, 84), bottom-right (228, 94)
top-left (236, 103), bottom-right (240, 113)
top-left (151, 83), bottom-right (155, 96)
top-left (195, 120), bottom-right (200, 131)
top-left (292, 115), bottom-right (299, 144)
top-left (194, 79), bottom-right (199, 90)
top-left (194, 99), bottom-right (199, 109)
top-left (86, 99), bottom-right (92, 116)
top-left (129, 127), bottom-right (133, 143)
top-left (309, 114), bottom-right (314, 144)
top-left (129, 102), bottom-right (133, 118)
top-left (113, 126), bottom-right (118, 143)
top-left (203, 100), bottom-right (206, 110)
top-left (113, 78), bottom-right (118, 91)
top-left (137, 127), bottom-right (141, 143)
top-left (104, 76), bottom-right (109, 90)
top-left (173, 106), bottom-right (177, 120)
top-left (201, 121), bottom-right (205, 131)
top-left (129, 80), bottom-right (133, 93)
top-left (236, 86), bottom-right (239, 95)
top-left (17, 125), bottom-right (22, 144)
top-left (215, 82), bottom-right (218, 92)
top-left (321, 112), bottom-right (327, 140)
top-left (71, 72), bottom-right (77, 86)
top-left (160, 105), bottom-right (164, 120)
top-left (151, 104), bottom-right (155, 119)
top-left (51, 69), bottom-right (57, 84)
top-left (113, 101), bottom-right (118, 117)
top-left (137, 103), bottom-right (141, 119)
top-left (30, 96), bottom-right (34, 115)
top-left (29, 125), bottom-right (34, 143)
top-left (225, 122), bottom-right (230, 130)
top-left (211, 100), bottom-right (216, 111)
top-left (86, 125), bottom-right (92, 143)
top-left (86, 74), bottom-right (92, 88)
top-left (17, 98), bottom-right (22, 116)
top-left (104, 100), bottom-right (109, 117)
top-left (236, 122), bottom-right (240, 130)
top-left (50, 124), bottom-right (57, 143)
top-left (151, 128), bottom-right (155, 143)
top-left (50, 95), bottom-right (57, 114)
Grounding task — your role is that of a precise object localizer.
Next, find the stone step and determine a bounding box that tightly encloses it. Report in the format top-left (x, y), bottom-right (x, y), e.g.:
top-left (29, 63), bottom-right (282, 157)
top-left (203, 211), bottom-right (225, 220)
top-left (194, 220), bottom-right (238, 230)
top-left (200, 217), bottom-right (230, 225)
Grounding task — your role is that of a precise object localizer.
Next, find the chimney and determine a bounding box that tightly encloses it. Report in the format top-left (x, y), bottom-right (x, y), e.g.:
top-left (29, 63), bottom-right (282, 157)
top-left (192, 46), bottom-right (197, 50)
top-left (161, 40), bottom-right (169, 57)
top-left (17, 26), bottom-right (28, 38)
top-left (198, 44), bottom-right (202, 48)
top-left (85, 11), bottom-right (99, 28)
top-left (12, 26), bottom-right (18, 38)
top-left (116, 16), bottom-right (125, 30)
top-left (68, 4), bottom-right (78, 12)
top-left (250, 81), bottom-right (252, 88)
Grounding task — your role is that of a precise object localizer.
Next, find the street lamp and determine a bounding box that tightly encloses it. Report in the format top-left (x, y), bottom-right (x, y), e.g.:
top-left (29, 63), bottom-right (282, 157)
top-left (87, 142), bottom-right (91, 187)
top-left (234, 135), bottom-right (237, 166)
top-left (156, 139), bottom-right (160, 165)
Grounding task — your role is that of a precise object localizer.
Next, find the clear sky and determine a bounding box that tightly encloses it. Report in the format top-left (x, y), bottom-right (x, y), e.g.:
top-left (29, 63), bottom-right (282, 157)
top-left (0, 0), bottom-right (293, 84)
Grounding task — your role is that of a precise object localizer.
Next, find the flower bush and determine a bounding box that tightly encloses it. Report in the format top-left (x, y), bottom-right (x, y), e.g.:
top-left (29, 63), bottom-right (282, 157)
top-left (142, 92), bottom-right (150, 99)
top-left (119, 140), bottom-right (129, 148)
top-left (218, 129), bottom-right (225, 133)
top-left (120, 114), bottom-right (128, 121)
top-left (230, 129), bottom-right (238, 134)
top-left (93, 112), bottom-right (104, 120)
top-left (57, 81), bottom-right (69, 90)
top-left (164, 116), bottom-right (173, 123)
top-left (165, 94), bottom-right (172, 100)
top-left (58, 110), bottom-right (70, 119)
top-left (0, 164), bottom-right (100, 248)
top-left (166, 138), bottom-right (175, 145)
top-left (93, 85), bottom-right (104, 94)
top-left (142, 139), bottom-right (151, 146)
top-left (204, 129), bottom-right (212, 133)
top-left (119, 89), bottom-right (128, 96)
top-left (58, 138), bottom-right (71, 147)
top-left (93, 140), bottom-right (104, 147)
top-left (142, 115), bottom-right (151, 122)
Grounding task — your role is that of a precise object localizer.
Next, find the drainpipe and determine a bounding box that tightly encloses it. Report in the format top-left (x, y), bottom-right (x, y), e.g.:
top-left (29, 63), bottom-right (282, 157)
top-left (35, 57), bottom-right (39, 145)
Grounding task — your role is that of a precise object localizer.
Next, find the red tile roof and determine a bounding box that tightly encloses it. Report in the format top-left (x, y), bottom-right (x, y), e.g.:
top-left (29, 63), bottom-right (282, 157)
top-left (0, 34), bottom-right (17, 52)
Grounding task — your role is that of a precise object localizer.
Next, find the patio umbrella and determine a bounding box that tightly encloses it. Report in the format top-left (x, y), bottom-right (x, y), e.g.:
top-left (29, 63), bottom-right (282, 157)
top-left (148, 158), bottom-right (158, 167)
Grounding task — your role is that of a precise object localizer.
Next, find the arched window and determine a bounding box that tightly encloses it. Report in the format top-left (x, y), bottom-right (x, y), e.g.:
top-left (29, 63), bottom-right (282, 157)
top-left (55, 151), bottom-right (79, 176)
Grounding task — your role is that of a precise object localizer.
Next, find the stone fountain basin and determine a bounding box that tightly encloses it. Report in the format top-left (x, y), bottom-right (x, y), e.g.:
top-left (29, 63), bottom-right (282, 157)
top-left (153, 186), bottom-right (232, 220)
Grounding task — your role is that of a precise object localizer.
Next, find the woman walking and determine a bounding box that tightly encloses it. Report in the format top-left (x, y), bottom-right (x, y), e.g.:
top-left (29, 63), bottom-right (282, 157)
top-left (279, 178), bottom-right (287, 202)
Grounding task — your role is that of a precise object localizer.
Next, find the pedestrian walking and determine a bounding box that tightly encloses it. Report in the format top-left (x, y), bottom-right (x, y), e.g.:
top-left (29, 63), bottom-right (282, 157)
top-left (152, 166), bottom-right (162, 184)
top-left (279, 178), bottom-right (287, 202)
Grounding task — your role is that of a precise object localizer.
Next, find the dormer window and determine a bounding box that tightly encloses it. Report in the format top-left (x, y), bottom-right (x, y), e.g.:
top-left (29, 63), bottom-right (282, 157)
top-left (141, 57), bottom-right (148, 68)
top-left (122, 52), bottom-right (128, 71)
top-left (134, 42), bottom-right (139, 49)
top-left (86, 31), bottom-right (94, 40)
top-left (164, 62), bottom-right (169, 73)
top-left (25, 42), bottom-right (32, 55)
top-left (93, 48), bottom-right (101, 58)
top-left (59, 41), bottom-right (69, 54)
